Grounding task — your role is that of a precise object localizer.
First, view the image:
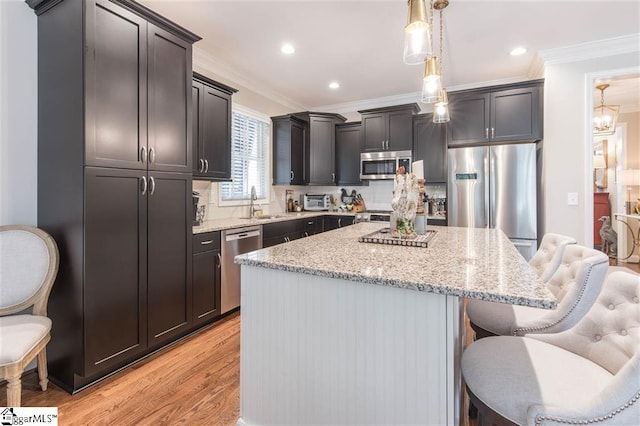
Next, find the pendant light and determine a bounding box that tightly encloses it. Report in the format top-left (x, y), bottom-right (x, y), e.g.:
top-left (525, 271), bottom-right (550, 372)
top-left (403, 0), bottom-right (433, 65)
top-left (593, 84), bottom-right (619, 136)
top-left (432, 2), bottom-right (450, 123)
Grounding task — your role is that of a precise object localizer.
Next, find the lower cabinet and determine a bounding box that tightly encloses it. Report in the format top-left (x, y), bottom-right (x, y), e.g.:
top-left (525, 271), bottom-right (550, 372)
top-left (192, 232), bottom-right (221, 327)
top-left (324, 215), bottom-right (355, 231)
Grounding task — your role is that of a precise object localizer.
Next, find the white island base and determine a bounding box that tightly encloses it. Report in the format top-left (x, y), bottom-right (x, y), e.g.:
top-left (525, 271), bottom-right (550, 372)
top-left (238, 265), bottom-right (465, 426)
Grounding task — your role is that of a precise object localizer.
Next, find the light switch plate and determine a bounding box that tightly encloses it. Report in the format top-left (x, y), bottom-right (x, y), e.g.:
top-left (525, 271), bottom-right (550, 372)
top-left (567, 192), bottom-right (579, 206)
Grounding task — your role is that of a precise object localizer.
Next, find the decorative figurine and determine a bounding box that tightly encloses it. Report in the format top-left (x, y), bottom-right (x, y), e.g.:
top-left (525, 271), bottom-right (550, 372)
top-left (391, 169), bottom-right (419, 238)
top-left (598, 215), bottom-right (617, 257)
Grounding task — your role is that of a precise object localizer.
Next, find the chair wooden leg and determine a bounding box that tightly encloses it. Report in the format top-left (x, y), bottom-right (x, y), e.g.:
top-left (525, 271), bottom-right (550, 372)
top-left (6, 373), bottom-right (22, 407)
top-left (37, 349), bottom-right (49, 391)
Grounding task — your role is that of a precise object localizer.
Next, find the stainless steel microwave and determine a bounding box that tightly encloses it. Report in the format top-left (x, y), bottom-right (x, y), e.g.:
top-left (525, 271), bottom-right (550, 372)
top-left (360, 150), bottom-right (412, 180)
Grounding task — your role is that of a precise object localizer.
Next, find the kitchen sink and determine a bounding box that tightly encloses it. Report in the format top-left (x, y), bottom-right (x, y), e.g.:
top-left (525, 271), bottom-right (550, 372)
top-left (241, 215), bottom-right (284, 220)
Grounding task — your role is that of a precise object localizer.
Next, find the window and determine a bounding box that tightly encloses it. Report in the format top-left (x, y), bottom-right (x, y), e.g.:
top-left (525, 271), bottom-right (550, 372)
top-left (220, 107), bottom-right (270, 203)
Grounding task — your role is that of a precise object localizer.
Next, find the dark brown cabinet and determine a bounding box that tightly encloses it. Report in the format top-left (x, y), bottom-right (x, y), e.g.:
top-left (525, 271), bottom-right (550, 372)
top-left (324, 215), bottom-right (355, 231)
top-left (336, 122), bottom-right (364, 186)
top-left (413, 114), bottom-right (447, 183)
top-left (448, 81), bottom-right (543, 147)
top-left (272, 116), bottom-right (306, 185)
top-left (263, 219), bottom-right (304, 247)
top-left (192, 232), bottom-right (221, 327)
top-left (30, 0), bottom-right (200, 392)
top-left (359, 104), bottom-right (419, 152)
top-left (303, 217), bottom-right (324, 237)
top-left (192, 73), bottom-right (237, 180)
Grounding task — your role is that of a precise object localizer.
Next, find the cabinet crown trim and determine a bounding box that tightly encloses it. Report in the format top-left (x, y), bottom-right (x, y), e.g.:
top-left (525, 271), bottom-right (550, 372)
top-left (292, 111), bottom-right (348, 122)
top-left (358, 103), bottom-right (420, 115)
top-left (448, 79), bottom-right (544, 97)
top-left (27, 0), bottom-right (202, 43)
top-left (193, 72), bottom-right (238, 95)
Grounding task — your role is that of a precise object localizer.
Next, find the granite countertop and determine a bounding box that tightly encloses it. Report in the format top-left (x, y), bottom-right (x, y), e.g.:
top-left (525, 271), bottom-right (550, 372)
top-left (236, 222), bottom-right (556, 309)
top-left (193, 211), bottom-right (357, 234)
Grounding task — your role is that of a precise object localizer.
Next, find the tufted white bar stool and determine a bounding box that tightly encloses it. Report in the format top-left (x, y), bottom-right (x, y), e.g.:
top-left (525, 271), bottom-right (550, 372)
top-left (462, 271), bottom-right (640, 425)
top-left (467, 244), bottom-right (608, 338)
top-left (528, 233), bottom-right (578, 283)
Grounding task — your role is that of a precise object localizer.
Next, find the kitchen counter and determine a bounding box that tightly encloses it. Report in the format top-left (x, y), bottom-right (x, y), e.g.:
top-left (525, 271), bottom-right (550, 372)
top-left (237, 223), bottom-right (553, 426)
top-left (236, 222), bottom-right (554, 309)
top-left (192, 211), bottom-right (357, 234)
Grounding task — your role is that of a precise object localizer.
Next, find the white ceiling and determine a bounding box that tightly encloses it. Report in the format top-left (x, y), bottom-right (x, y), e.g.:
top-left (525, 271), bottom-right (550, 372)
top-left (141, 0), bottom-right (640, 110)
top-left (594, 75), bottom-right (640, 113)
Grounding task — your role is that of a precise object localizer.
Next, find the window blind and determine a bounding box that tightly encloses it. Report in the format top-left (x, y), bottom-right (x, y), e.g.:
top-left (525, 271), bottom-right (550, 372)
top-left (221, 111), bottom-right (269, 201)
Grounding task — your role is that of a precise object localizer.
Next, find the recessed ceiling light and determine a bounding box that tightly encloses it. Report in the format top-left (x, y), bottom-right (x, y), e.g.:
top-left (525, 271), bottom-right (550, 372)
top-left (281, 43), bottom-right (295, 55)
top-left (329, 81), bottom-right (340, 90)
top-left (510, 46), bottom-right (527, 56)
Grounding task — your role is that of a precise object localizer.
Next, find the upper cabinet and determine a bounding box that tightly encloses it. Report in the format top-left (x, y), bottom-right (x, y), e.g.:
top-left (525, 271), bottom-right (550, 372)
top-left (413, 114), bottom-right (447, 183)
top-left (272, 115), bottom-right (306, 185)
top-left (336, 122), bottom-right (365, 186)
top-left (448, 81), bottom-right (543, 147)
top-left (192, 73), bottom-right (237, 181)
top-left (295, 112), bottom-right (347, 186)
top-left (80, 0), bottom-right (198, 173)
top-left (358, 104), bottom-right (420, 152)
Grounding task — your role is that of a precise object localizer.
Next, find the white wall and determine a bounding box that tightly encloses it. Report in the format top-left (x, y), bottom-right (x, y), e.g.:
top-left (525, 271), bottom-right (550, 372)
top-left (542, 53), bottom-right (640, 245)
top-left (0, 1), bottom-right (37, 226)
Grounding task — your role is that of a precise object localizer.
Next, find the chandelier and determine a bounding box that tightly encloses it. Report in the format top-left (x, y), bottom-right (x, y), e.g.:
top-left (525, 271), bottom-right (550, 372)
top-left (593, 84), bottom-right (619, 136)
top-left (403, 0), bottom-right (433, 65)
top-left (430, 0), bottom-right (450, 123)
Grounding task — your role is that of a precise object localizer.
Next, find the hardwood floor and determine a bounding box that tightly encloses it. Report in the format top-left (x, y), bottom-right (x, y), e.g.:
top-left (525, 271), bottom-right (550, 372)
top-left (1, 312), bottom-right (241, 426)
top-left (609, 258), bottom-right (640, 274)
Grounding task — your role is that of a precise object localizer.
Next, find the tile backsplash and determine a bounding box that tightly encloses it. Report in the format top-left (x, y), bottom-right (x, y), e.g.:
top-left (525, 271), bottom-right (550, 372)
top-left (194, 180), bottom-right (448, 220)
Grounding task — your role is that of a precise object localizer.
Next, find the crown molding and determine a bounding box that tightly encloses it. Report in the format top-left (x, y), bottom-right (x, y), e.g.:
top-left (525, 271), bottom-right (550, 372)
top-left (311, 76), bottom-right (531, 113)
top-left (192, 47), bottom-right (307, 112)
top-left (538, 33), bottom-right (640, 66)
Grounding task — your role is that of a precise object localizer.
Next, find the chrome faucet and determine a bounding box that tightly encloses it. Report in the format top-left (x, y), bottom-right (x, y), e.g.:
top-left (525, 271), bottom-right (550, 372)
top-left (249, 185), bottom-right (258, 217)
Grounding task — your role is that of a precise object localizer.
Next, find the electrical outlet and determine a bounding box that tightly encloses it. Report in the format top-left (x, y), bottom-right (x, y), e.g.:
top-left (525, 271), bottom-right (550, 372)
top-left (567, 192), bottom-right (579, 206)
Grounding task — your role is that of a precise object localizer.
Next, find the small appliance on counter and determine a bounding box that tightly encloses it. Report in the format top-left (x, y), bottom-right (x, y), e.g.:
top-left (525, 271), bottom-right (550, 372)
top-left (303, 193), bottom-right (330, 211)
top-left (192, 191), bottom-right (202, 226)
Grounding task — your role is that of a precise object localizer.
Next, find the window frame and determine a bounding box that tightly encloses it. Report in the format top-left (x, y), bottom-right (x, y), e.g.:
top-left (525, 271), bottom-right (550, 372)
top-left (218, 104), bottom-right (271, 207)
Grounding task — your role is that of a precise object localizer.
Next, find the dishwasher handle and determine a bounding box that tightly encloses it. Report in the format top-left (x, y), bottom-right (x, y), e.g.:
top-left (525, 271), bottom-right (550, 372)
top-left (225, 230), bottom-right (261, 242)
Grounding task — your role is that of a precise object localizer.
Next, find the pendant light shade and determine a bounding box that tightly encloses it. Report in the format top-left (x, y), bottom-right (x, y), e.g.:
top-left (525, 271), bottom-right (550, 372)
top-left (433, 89), bottom-right (450, 123)
top-left (403, 0), bottom-right (432, 65)
top-left (593, 84), bottom-right (619, 136)
top-left (421, 57), bottom-right (441, 103)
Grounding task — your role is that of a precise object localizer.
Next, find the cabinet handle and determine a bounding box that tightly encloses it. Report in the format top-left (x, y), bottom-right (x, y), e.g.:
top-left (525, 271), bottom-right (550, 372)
top-left (198, 159), bottom-right (204, 173)
top-left (141, 176), bottom-right (147, 195)
top-left (149, 176), bottom-right (156, 195)
top-left (381, 140), bottom-right (385, 150)
top-left (491, 127), bottom-right (495, 138)
top-left (290, 170), bottom-right (294, 181)
top-left (304, 231), bottom-right (309, 237)
top-left (204, 159), bottom-right (209, 173)
top-left (386, 140), bottom-right (389, 150)
top-left (308, 221), bottom-right (314, 225)
top-left (149, 147), bottom-right (156, 164)
top-left (338, 218), bottom-right (342, 227)
top-left (217, 252), bottom-right (222, 268)
top-left (331, 173), bottom-right (335, 183)
top-left (200, 240), bottom-right (214, 245)
top-left (485, 128), bottom-right (489, 139)
top-left (140, 146), bottom-right (147, 163)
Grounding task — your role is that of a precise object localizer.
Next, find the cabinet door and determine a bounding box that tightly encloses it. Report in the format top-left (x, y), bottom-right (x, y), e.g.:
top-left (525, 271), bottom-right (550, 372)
top-left (202, 85), bottom-right (232, 180)
top-left (413, 115), bottom-right (447, 183)
top-left (290, 120), bottom-right (306, 185)
top-left (84, 167), bottom-right (147, 375)
top-left (308, 117), bottom-right (336, 185)
top-left (272, 119), bottom-right (292, 185)
top-left (448, 93), bottom-right (490, 146)
top-left (192, 81), bottom-right (204, 175)
top-left (147, 24), bottom-right (192, 173)
top-left (85, 0), bottom-right (147, 170)
top-left (336, 124), bottom-right (362, 185)
top-left (387, 110), bottom-right (413, 151)
top-left (362, 113), bottom-right (386, 152)
top-left (192, 249), bottom-right (221, 326)
top-left (491, 87), bottom-right (540, 142)
top-left (147, 172), bottom-right (192, 347)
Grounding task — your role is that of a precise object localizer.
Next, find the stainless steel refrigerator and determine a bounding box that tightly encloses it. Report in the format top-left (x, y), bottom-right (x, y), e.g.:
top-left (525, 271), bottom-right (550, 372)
top-left (448, 144), bottom-right (537, 260)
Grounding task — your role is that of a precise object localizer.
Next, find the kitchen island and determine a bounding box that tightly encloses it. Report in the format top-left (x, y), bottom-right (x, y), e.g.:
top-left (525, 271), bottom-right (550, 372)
top-left (236, 223), bottom-right (555, 426)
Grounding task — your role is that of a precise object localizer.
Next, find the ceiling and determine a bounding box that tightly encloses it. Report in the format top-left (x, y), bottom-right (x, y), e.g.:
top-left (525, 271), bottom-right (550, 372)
top-left (141, 0), bottom-right (640, 110)
top-left (594, 75), bottom-right (640, 113)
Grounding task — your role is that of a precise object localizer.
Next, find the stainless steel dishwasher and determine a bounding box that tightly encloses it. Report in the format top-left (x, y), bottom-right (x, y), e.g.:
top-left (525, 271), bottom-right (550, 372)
top-left (221, 226), bottom-right (262, 313)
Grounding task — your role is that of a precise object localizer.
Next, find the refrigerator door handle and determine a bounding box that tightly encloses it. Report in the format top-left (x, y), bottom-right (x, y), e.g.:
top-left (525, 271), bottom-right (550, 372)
top-left (485, 152), bottom-right (491, 228)
top-left (488, 147), bottom-right (495, 228)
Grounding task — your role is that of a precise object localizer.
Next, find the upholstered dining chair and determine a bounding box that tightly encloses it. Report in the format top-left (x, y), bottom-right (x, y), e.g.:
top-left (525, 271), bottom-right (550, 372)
top-left (0, 225), bottom-right (59, 407)
top-left (467, 244), bottom-right (609, 338)
top-left (527, 233), bottom-right (578, 283)
top-left (462, 270), bottom-right (640, 426)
